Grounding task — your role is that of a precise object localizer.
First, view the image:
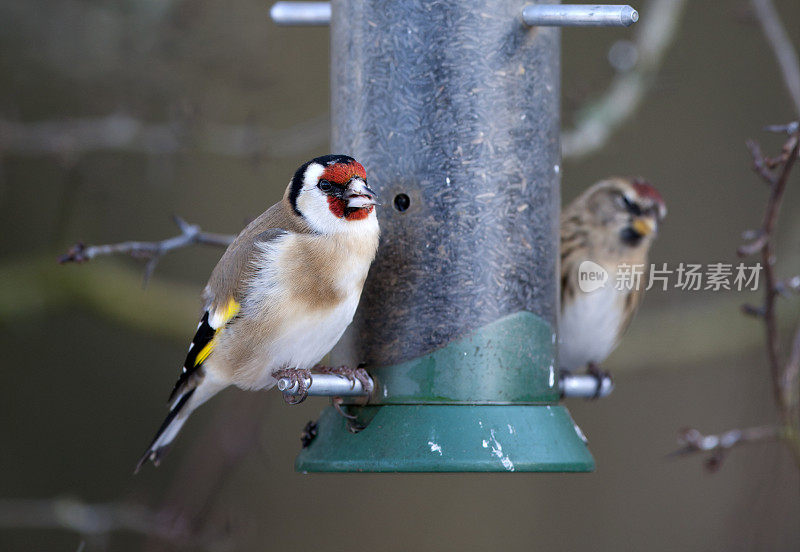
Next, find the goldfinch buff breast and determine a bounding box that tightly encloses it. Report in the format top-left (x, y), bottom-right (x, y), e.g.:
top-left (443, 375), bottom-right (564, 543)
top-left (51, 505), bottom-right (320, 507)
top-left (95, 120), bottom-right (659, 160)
top-left (137, 155), bottom-right (380, 471)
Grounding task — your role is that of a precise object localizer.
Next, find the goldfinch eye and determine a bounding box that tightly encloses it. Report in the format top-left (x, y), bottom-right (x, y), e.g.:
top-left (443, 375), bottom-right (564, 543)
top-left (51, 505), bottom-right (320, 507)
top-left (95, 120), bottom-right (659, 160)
top-left (318, 180), bottom-right (332, 192)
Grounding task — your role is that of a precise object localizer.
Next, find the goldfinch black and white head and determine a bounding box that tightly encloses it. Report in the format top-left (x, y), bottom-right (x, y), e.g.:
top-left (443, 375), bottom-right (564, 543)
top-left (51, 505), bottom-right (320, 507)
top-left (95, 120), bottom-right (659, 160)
top-left (288, 154), bottom-right (378, 234)
top-left (136, 154), bottom-right (380, 471)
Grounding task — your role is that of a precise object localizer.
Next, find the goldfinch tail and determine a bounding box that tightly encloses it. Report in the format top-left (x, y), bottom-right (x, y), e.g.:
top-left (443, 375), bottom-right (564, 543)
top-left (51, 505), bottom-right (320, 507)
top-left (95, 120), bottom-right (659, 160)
top-left (135, 376), bottom-right (226, 473)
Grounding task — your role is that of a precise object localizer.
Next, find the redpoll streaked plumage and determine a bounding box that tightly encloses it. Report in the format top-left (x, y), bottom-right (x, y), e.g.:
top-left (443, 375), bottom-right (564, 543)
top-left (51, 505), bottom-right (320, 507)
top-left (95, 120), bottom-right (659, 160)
top-left (560, 177), bottom-right (666, 373)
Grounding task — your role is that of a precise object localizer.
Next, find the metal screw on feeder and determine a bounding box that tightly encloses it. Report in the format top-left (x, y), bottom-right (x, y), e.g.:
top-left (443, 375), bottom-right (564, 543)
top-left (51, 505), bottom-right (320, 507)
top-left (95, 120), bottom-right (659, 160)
top-left (270, 0), bottom-right (638, 473)
top-left (270, 2), bottom-right (639, 27)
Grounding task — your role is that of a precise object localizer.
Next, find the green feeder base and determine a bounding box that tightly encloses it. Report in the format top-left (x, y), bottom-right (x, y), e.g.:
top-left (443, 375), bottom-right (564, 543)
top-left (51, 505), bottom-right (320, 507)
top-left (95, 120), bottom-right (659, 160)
top-left (296, 404), bottom-right (594, 473)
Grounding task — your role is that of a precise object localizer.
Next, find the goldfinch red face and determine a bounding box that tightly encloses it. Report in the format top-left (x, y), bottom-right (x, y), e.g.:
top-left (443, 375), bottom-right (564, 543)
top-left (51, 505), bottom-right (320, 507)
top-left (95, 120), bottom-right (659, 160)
top-left (289, 154), bottom-right (378, 234)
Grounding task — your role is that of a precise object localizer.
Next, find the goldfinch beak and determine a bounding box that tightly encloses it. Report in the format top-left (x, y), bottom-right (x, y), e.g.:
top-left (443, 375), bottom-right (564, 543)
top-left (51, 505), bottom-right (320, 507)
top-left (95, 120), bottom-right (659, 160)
top-left (345, 180), bottom-right (378, 209)
top-left (632, 216), bottom-right (656, 236)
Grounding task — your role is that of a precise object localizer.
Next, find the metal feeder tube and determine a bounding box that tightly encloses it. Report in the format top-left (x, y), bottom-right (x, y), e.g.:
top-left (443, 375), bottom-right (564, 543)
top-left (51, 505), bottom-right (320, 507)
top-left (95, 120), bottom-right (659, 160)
top-left (296, 0), bottom-right (595, 473)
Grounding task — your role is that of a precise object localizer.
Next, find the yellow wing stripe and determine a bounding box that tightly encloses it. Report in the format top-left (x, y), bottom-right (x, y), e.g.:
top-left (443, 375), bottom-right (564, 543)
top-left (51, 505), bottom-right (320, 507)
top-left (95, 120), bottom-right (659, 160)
top-left (194, 339), bottom-right (216, 366)
top-left (194, 298), bottom-right (240, 367)
top-left (222, 297), bottom-right (241, 322)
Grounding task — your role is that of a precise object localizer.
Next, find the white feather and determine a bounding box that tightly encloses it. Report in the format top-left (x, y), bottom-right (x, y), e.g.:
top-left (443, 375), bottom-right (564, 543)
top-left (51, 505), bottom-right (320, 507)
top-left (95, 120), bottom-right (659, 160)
top-left (150, 372), bottom-right (228, 457)
top-left (258, 291), bottom-right (362, 383)
top-left (559, 283), bottom-right (625, 371)
top-left (231, 233), bottom-right (372, 389)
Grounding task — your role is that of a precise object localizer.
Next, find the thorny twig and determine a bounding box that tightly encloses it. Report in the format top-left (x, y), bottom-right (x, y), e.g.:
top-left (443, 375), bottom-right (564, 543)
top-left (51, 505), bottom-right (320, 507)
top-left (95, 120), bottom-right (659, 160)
top-left (59, 216), bottom-right (234, 285)
top-left (675, 124), bottom-right (800, 470)
top-left (740, 128), bottom-right (800, 420)
top-left (673, 427), bottom-right (782, 472)
top-left (676, 5), bottom-right (800, 468)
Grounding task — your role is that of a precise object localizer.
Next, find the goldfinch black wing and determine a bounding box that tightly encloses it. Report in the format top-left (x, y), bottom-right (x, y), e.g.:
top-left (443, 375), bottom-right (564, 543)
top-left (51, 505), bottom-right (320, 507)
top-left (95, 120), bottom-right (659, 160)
top-left (168, 297), bottom-right (240, 403)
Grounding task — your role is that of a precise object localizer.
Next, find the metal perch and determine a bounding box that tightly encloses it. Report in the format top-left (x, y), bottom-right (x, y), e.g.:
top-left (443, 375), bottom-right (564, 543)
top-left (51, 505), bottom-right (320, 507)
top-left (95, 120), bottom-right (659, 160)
top-left (277, 372), bottom-right (612, 399)
top-left (277, 373), bottom-right (372, 397)
top-left (560, 373), bottom-right (614, 399)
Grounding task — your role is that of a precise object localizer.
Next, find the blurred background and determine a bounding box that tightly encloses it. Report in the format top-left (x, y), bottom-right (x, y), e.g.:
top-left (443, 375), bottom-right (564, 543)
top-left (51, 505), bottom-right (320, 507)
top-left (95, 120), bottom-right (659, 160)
top-left (2, 0), bottom-right (800, 550)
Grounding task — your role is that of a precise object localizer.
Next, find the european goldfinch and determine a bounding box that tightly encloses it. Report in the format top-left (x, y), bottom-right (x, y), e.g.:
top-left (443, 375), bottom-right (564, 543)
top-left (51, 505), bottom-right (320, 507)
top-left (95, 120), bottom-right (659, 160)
top-left (560, 177), bottom-right (666, 380)
top-left (136, 154), bottom-right (379, 471)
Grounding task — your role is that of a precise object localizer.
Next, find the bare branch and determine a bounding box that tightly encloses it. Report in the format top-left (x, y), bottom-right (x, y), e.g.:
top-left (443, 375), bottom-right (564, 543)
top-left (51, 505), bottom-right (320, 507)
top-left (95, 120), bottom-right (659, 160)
top-left (751, 0), bottom-right (800, 118)
top-left (678, 125), bottom-right (800, 472)
top-left (0, 497), bottom-right (230, 551)
top-left (561, 0), bottom-right (687, 159)
top-left (745, 139), bottom-right (778, 185)
top-left (672, 426), bottom-right (781, 472)
top-left (0, 113), bottom-right (330, 159)
top-left (561, 0), bottom-right (798, 160)
top-left (765, 121), bottom-right (800, 135)
top-left (740, 303), bottom-right (766, 318)
top-left (58, 216), bottom-right (234, 284)
top-left (748, 127), bottom-right (800, 421)
top-left (778, 275), bottom-right (800, 294)
top-left (737, 231), bottom-right (768, 257)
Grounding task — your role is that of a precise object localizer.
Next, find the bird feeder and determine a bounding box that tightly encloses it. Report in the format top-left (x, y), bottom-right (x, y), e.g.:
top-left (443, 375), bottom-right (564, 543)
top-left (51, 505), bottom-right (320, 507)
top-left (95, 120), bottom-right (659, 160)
top-left (271, 1), bottom-right (636, 472)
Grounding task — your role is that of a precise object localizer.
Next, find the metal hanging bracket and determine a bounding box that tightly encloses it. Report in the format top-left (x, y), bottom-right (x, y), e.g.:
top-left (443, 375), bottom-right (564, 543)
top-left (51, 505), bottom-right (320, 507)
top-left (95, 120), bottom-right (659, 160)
top-left (270, 2), bottom-right (638, 28)
top-left (270, 2), bottom-right (331, 25)
top-left (522, 4), bottom-right (638, 27)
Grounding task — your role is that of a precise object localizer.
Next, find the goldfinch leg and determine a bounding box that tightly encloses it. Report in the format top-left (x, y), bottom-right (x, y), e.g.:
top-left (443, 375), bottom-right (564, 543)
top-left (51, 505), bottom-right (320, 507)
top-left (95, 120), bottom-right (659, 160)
top-left (314, 364), bottom-right (373, 394)
top-left (586, 362), bottom-right (611, 400)
top-left (274, 368), bottom-right (312, 405)
top-left (331, 396), bottom-right (358, 420)
top-left (346, 417), bottom-right (366, 434)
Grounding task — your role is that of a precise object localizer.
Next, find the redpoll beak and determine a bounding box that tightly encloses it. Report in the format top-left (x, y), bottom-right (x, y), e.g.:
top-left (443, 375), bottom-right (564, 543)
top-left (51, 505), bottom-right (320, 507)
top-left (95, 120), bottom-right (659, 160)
top-left (345, 179), bottom-right (378, 209)
top-left (632, 216), bottom-right (656, 236)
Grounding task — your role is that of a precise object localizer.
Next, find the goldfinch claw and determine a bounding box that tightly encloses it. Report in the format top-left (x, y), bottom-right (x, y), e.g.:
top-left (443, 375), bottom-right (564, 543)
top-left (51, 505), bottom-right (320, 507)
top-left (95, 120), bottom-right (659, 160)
top-left (275, 368), bottom-right (312, 405)
top-left (314, 364), bottom-right (374, 394)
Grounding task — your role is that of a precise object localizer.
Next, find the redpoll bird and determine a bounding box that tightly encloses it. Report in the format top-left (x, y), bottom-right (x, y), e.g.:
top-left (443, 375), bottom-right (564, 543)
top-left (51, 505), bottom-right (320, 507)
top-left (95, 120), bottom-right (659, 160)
top-left (136, 155), bottom-right (380, 471)
top-left (560, 177), bottom-right (666, 383)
